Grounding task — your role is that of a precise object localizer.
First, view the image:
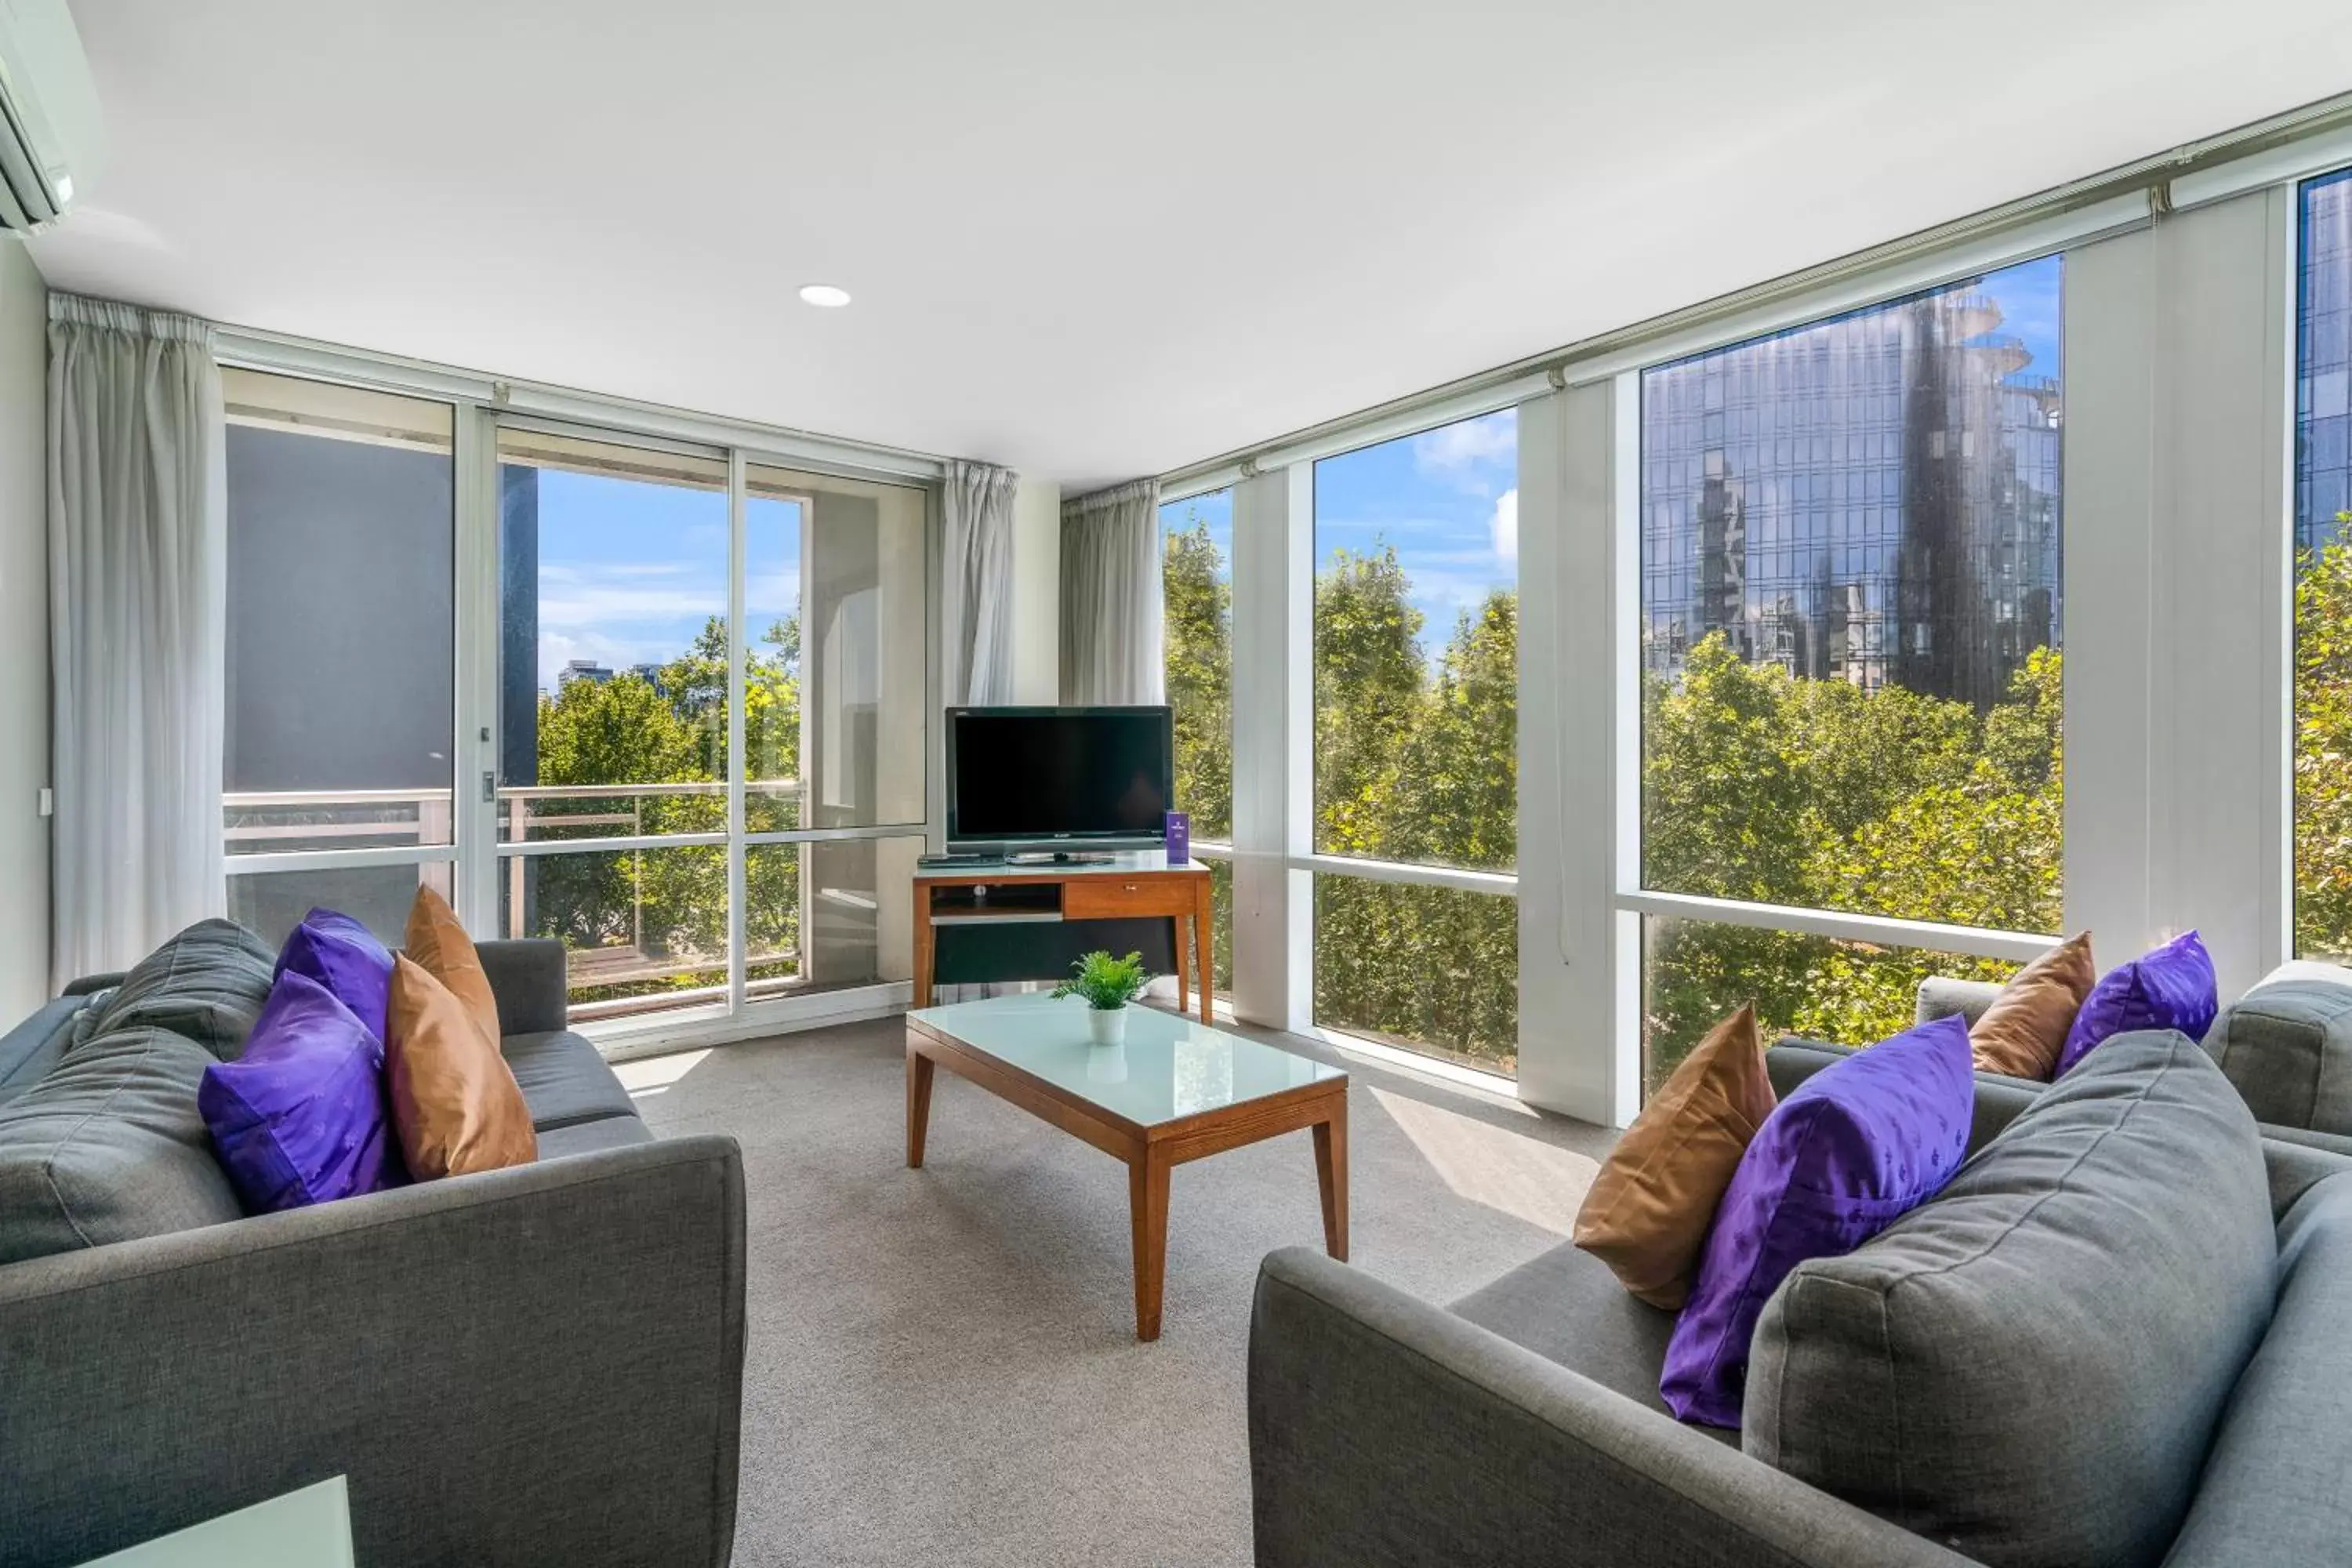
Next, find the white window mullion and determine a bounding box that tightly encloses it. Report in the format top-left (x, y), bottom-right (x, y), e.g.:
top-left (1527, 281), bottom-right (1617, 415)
top-left (727, 448), bottom-right (748, 1014)
top-left (453, 401), bottom-right (499, 935)
top-left (1228, 462), bottom-right (1314, 1035)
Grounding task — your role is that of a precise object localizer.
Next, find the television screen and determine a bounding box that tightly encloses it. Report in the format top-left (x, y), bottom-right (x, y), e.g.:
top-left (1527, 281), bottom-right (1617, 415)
top-left (947, 706), bottom-right (1173, 848)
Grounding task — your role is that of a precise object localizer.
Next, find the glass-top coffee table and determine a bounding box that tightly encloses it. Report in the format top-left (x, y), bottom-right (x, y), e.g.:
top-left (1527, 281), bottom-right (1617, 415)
top-left (905, 993), bottom-right (1350, 1341)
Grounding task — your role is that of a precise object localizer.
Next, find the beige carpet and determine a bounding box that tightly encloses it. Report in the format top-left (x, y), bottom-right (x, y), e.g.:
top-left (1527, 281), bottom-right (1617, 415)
top-left (623, 1010), bottom-right (1616, 1567)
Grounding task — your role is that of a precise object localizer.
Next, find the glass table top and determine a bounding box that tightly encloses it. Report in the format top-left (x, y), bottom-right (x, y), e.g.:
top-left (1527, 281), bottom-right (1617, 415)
top-left (906, 993), bottom-right (1345, 1127)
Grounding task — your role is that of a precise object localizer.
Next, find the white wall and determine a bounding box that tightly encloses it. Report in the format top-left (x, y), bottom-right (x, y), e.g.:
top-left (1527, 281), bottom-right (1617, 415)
top-left (0, 238), bottom-right (45, 1015)
top-left (2064, 188), bottom-right (2295, 1000)
top-left (1010, 477), bottom-right (1058, 702)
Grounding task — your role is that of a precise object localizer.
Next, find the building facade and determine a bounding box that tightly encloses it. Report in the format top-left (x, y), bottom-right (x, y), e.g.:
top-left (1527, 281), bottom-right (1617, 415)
top-left (1641, 265), bottom-right (2063, 710)
top-left (2300, 168), bottom-right (2352, 552)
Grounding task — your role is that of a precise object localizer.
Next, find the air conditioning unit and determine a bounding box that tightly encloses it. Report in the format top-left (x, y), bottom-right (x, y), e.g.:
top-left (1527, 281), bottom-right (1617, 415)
top-left (0, 0), bottom-right (100, 232)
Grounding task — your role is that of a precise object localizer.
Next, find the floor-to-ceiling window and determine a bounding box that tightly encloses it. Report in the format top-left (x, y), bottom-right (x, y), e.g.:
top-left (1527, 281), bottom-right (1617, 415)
top-left (1309, 410), bottom-right (1519, 1074)
top-left (1160, 486), bottom-right (1233, 993)
top-left (1634, 256), bottom-right (2064, 1095)
top-left (222, 369), bottom-right (458, 942)
top-left (2296, 168), bottom-right (2352, 960)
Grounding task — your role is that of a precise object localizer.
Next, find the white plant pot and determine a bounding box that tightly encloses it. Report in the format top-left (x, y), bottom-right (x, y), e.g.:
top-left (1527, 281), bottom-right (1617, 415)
top-left (1087, 1004), bottom-right (1128, 1047)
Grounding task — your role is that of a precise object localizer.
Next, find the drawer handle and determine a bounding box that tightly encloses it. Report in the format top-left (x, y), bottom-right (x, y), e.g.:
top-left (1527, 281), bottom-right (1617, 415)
top-left (1123, 883), bottom-right (1139, 892)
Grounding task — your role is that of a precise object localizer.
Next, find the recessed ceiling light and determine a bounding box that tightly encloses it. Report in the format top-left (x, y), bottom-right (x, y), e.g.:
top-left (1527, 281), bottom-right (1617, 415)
top-left (799, 284), bottom-right (851, 308)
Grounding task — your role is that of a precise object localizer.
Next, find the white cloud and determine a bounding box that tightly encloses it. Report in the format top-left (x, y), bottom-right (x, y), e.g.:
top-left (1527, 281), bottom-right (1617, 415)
top-left (535, 562), bottom-right (727, 630)
top-left (1491, 488), bottom-right (1518, 564)
top-left (1411, 411), bottom-right (1516, 477)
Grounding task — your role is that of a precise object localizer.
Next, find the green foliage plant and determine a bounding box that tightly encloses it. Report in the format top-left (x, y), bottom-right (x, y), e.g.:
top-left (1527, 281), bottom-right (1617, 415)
top-left (1051, 950), bottom-right (1151, 1011)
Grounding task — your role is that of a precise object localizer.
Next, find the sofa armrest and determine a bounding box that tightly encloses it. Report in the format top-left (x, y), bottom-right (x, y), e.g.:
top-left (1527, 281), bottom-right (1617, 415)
top-left (1914, 975), bottom-right (2002, 1028)
top-left (2261, 1127), bottom-right (2352, 1218)
top-left (1766, 1040), bottom-right (2039, 1155)
top-left (1249, 1249), bottom-right (1970, 1568)
top-left (0, 1134), bottom-right (745, 1568)
top-left (474, 937), bottom-right (570, 1036)
top-left (61, 970), bottom-right (127, 997)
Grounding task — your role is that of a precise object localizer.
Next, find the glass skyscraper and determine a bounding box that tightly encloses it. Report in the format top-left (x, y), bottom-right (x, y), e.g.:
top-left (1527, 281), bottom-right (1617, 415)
top-left (2299, 169), bottom-right (2352, 552)
top-left (1640, 257), bottom-right (2063, 710)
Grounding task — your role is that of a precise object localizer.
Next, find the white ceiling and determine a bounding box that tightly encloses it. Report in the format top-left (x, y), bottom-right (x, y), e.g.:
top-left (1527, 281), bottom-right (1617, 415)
top-left (29, 1), bottom-right (2352, 488)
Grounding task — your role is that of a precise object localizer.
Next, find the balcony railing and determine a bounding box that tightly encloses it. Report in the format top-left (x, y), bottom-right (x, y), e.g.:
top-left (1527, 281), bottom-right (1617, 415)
top-left (223, 779), bottom-right (807, 1007)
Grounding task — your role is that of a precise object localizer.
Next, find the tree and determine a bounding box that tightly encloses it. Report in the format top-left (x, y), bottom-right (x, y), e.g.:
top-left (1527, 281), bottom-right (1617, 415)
top-left (1314, 545), bottom-right (1425, 857)
top-left (1162, 519), bottom-right (1232, 840)
top-left (525, 611), bottom-right (804, 1004)
top-left (2296, 527), bottom-right (2352, 955)
top-left (1639, 633), bottom-right (2062, 1090)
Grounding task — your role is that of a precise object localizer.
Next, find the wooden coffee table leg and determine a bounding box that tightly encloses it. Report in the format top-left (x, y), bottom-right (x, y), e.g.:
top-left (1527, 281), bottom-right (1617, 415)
top-left (1312, 1098), bottom-right (1348, 1262)
top-left (906, 1044), bottom-right (935, 1169)
top-left (1129, 1147), bottom-right (1171, 1341)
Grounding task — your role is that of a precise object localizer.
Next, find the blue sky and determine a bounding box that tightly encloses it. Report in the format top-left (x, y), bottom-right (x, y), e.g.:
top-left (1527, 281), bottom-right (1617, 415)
top-left (1158, 408), bottom-right (1519, 662)
top-left (523, 469), bottom-right (799, 693)
top-left (1976, 254), bottom-right (2062, 384)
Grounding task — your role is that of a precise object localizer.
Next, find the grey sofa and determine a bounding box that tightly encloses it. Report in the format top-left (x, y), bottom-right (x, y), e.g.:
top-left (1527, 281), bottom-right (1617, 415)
top-left (1250, 1034), bottom-right (2352, 1567)
top-left (1919, 962), bottom-right (2352, 1156)
top-left (0, 924), bottom-right (746, 1568)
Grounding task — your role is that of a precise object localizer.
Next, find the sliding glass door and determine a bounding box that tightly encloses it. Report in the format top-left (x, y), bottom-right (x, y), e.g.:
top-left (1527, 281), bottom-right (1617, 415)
top-left (495, 426), bottom-right (733, 1022)
top-left (492, 426), bottom-right (930, 1025)
top-left (740, 462), bottom-right (927, 1001)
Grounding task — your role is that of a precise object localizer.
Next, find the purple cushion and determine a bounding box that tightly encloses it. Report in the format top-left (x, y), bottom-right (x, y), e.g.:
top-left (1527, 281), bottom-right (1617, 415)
top-left (1661, 1013), bottom-right (1974, 1428)
top-left (198, 970), bottom-right (405, 1213)
top-left (2056, 931), bottom-right (2219, 1077)
top-left (274, 907), bottom-right (394, 1046)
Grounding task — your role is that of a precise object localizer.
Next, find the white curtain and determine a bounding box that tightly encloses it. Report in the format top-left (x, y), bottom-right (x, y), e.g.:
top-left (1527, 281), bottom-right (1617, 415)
top-left (48, 294), bottom-right (227, 987)
top-left (941, 459), bottom-right (1018, 706)
top-left (1059, 478), bottom-right (1164, 704)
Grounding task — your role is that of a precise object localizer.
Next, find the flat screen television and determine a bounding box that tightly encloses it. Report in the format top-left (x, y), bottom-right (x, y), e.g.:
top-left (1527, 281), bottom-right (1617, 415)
top-left (945, 706), bottom-right (1174, 855)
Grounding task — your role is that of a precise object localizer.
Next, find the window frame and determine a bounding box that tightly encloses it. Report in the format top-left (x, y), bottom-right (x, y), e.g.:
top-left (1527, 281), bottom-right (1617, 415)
top-left (220, 369), bottom-right (463, 946)
top-left (216, 342), bottom-right (943, 1057)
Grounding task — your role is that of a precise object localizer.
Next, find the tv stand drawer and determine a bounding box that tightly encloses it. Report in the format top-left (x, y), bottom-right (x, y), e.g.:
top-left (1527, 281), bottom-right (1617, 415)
top-left (1063, 877), bottom-right (1194, 920)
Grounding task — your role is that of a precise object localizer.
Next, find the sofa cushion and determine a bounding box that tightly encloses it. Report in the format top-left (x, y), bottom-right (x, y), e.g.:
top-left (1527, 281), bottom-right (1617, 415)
top-left (88, 918), bottom-right (276, 1061)
top-left (386, 955), bottom-right (536, 1179)
top-left (199, 971), bottom-right (405, 1213)
top-left (503, 1029), bottom-right (638, 1131)
top-left (1744, 1030), bottom-right (2273, 1568)
top-left (1573, 1004), bottom-right (1775, 1309)
top-left (1767, 1039), bottom-right (2042, 1155)
top-left (403, 885), bottom-right (503, 1054)
top-left (1664, 1014), bottom-right (1974, 1428)
top-left (1968, 931), bottom-right (2095, 1080)
top-left (2206, 960), bottom-right (2352, 1134)
top-left (2058, 929), bottom-right (2216, 1076)
top-left (1449, 1240), bottom-right (1736, 1446)
top-left (2164, 1171), bottom-right (2352, 1566)
top-left (0, 1023), bottom-right (245, 1263)
top-left (274, 907), bottom-right (395, 1047)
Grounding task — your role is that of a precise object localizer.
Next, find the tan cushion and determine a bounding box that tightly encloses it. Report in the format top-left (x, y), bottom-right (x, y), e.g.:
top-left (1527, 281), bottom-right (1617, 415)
top-left (404, 884), bottom-right (502, 1051)
top-left (385, 955), bottom-right (536, 1178)
top-left (1970, 931), bottom-right (2096, 1080)
top-left (1573, 1006), bottom-right (1775, 1310)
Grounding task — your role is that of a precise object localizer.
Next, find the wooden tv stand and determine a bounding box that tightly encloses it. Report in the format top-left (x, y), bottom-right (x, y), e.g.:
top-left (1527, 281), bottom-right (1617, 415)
top-left (911, 854), bottom-right (1214, 1022)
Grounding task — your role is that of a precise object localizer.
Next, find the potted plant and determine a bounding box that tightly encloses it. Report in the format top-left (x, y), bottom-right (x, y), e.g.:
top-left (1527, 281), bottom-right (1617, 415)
top-left (1051, 949), bottom-right (1152, 1047)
